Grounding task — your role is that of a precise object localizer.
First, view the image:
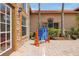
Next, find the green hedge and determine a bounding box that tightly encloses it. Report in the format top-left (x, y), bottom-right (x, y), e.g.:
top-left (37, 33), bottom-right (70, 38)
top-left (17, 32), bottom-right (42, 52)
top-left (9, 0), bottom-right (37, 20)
top-left (48, 28), bottom-right (60, 37)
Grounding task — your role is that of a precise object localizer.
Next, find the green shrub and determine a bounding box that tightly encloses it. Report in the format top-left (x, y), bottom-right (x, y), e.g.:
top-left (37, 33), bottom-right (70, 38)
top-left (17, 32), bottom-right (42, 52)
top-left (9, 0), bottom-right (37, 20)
top-left (69, 27), bottom-right (78, 35)
top-left (67, 27), bottom-right (79, 39)
top-left (48, 28), bottom-right (60, 37)
top-left (65, 30), bottom-right (70, 37)
top-left (30, 32), bottom-right (33, 38)
top-left (76, 28), bottom-right (79, 38)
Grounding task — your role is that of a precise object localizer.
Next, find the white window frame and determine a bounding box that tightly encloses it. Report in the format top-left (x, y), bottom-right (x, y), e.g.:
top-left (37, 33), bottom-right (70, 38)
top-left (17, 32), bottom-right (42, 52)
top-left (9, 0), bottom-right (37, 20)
top-left (0, 4), bottom-right (12, 55)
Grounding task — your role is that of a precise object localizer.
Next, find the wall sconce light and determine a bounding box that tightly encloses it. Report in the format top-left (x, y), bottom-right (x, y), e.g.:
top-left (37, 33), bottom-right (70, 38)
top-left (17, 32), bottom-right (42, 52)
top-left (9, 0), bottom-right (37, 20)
top-left (18, 7), bottom-right (22, 16)
top-left (18, 7), bottom-right (22, 13)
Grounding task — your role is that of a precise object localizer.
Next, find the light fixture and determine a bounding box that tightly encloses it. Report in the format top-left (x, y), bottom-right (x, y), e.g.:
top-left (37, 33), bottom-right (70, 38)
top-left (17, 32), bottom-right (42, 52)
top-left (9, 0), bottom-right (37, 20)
top-left (18, 7), bottom-right (22, 13)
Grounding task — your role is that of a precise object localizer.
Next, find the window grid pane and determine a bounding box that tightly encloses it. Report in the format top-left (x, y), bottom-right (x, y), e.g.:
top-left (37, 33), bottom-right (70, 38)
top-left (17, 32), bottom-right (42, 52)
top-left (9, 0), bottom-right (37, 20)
top-left (1, 23), bottom-right (5, 32)
top-left (0, 14), bottom-right (5, 23)
top-left (7, 15), bottom-right (10, 24)
top-left (22, 16), bottom-right (26, 36)
top-left (1, 33), bottom-right (5, 42)
top-left (7, 41), bottom-right (10, 49)
top-left (7, 33), bottom-right (10, 41)
top-left (54, 23), bottom-right (59, 29)
top-left (0, 3), bottom-right (12, 55)
top-left (1, 4), bottom-right (5, 13)
top-left (1, 43), bottom-right (6, 51)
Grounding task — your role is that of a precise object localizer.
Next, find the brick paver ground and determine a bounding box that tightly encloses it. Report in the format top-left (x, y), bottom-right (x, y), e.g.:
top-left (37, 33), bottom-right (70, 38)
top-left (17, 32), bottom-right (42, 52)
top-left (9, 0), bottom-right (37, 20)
top-left (10, 39), bottom-right (79, 56)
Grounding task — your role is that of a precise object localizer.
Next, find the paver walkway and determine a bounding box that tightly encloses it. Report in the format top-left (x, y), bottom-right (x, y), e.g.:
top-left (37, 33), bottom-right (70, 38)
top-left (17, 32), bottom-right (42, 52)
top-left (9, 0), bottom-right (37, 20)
top-left (10, 39), bottom-right (79, 56)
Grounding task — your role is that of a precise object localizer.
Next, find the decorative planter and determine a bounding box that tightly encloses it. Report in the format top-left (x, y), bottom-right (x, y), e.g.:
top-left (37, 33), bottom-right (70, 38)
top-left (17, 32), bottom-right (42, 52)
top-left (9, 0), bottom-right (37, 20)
top-left (70, 35), bottom-right (77, 40)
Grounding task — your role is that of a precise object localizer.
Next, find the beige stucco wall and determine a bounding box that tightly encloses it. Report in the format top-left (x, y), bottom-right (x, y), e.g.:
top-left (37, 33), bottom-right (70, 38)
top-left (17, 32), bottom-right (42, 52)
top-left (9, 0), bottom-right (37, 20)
top-left (64, 13), bottom-right (77, 30)
top-left (30, 13), bottom-right (77, 32)
top-left (30, 14), bottom-right (39, 32)
top-left (30, 13), bottom-right (61, 32)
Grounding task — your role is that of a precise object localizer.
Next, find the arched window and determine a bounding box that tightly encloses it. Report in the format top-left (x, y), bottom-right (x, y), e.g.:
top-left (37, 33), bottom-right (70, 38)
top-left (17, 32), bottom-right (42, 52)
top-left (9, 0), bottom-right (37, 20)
top-left (48, 18), bottom-right (54, 28)
top-left (48, 18), bottom-right (59, 29)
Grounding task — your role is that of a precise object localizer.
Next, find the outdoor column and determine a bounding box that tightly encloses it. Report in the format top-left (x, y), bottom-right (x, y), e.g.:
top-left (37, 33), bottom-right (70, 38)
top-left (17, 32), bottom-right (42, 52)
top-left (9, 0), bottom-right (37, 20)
top-left (61, 3), bottom-right (65, 36)
top-left (38, 3), bottom-right (41, 28)
top-left (12, 6), bottom-right (17, 51)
